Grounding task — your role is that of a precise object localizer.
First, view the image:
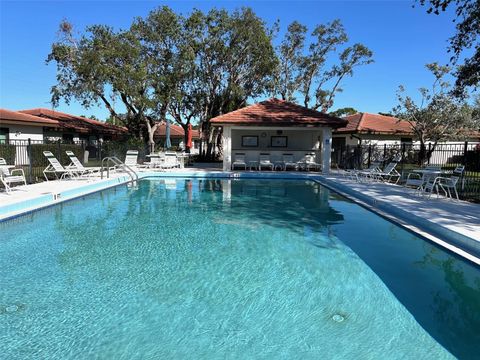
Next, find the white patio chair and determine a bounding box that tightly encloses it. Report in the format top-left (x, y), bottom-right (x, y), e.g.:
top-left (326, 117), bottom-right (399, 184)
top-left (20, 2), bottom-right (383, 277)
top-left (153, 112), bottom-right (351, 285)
top-left (282, 154), bottom-right (298, 171)
top-left (303, 154), bottom-right (322, 172)
top-left (259, 153), bottom-right (274, 171)
top-left (43, 151), bottom-right (78, 181)
top-left (404, 172), bottom-right (424, 195)
top-left (435, 165), bottom-right (464, 200)
top-left (0, 158), bottom-right (26, 193)
top-left (65, 151), bottom-right (100, 177)
top-left (232, 153), bottom-right (247, 170)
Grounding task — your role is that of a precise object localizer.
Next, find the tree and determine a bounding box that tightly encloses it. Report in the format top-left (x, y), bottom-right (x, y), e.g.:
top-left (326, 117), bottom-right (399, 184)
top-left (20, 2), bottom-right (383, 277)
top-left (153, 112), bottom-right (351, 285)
top-left (393, 62), bottom-right (480, 164)
top-left (330, 107), bottom-right (358, 117)
top-left (47, 7), bottom-right (278, 157)
top-left (275, 21), bottom-right (307, 102)
top-left (48, 8), bottom-right (183, 152)
top-left (273, 19), bottom-right (373, 112)
top-left (416, 0), bottom-right (480, 94)
top-left (170, 8), bottom-right (277, 158)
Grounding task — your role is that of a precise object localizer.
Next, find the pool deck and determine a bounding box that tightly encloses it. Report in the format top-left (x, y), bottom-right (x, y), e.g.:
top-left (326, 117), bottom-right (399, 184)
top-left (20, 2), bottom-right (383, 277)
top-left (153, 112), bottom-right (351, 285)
top-left (1, 167), bottom-right (479, 263)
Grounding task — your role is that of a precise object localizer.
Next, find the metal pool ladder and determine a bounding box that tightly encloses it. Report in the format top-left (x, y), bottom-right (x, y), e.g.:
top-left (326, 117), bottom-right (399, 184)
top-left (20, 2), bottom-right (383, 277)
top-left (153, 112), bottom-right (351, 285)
top-left (101, 156), bottom-right (139, 184)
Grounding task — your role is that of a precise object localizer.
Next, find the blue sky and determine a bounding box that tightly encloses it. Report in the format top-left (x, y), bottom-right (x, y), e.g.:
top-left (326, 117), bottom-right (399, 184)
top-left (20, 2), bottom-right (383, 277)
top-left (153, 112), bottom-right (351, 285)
top-left (0, 0), bottom-right (458, 121)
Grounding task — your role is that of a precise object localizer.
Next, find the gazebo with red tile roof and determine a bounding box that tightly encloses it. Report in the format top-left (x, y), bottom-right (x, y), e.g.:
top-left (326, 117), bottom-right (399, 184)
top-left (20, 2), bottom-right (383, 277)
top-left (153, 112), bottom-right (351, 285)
top-left (210, 98), bottom-right (347, 172)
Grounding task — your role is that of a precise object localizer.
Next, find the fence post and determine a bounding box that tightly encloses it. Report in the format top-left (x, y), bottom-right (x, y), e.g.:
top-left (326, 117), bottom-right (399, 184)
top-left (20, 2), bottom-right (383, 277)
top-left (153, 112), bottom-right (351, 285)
top-left (383, 144), bottom-right (387, 165)
top-left (27, 138), bottom-right (33, 184)
top-left (81, 140), bottom-right (85, 165)
top-left (57, 140), bottom-right (61, 163)
top-left (463, 141), bottom-right (468, 166)
top-left (400, 143), bottom-right (406, 181)
top-left (427, 143), bottom-right (431, 164)
top-left (367, 145), bottom-right (372, 168)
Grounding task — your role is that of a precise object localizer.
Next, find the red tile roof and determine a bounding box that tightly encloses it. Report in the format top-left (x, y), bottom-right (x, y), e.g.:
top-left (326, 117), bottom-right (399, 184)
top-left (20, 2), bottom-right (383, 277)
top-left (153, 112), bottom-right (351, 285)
top-left (19, 108), bottom-right (127, 135)
top-left (210, 98), bottom-right (347, 128)
top-left (0, 108), bottom-right (59, 126)
top-left (335, 113), bottom-right (413, 135)
top-left (154, 122), bottom-right (200, 139)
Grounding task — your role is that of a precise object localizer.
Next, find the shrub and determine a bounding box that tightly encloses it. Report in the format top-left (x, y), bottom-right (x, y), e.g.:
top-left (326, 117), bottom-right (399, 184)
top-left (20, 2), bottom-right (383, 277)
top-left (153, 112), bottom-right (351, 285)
top-left (0, 144), bottom-right (16, 164)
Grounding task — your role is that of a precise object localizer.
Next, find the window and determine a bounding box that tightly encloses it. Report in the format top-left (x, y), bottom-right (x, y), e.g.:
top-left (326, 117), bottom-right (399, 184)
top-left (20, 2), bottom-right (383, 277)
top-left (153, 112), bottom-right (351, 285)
top-left (271, 136), bottom-right (288, 147)
top-left (241, 136), bottom-right (258, 147)
top-left (62, 134), bottom-right (74, 144)
top-left (0, 128), bottom-right (9, 144)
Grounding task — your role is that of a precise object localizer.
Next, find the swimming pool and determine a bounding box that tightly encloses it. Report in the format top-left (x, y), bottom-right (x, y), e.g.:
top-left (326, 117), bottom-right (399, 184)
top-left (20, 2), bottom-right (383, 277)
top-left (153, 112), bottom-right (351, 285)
top-left (1, 178), bottom-right (479, 359)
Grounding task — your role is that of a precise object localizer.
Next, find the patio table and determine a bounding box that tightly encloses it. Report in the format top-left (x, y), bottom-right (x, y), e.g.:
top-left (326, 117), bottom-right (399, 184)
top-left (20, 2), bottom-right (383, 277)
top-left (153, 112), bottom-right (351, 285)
top-left (412, 169), bottom-right (451, 195)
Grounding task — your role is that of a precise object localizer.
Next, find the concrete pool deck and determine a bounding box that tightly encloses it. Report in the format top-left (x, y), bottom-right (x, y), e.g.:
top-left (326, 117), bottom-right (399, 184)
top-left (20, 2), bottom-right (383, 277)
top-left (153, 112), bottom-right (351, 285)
top-left (1, 167), bottom-right (479, 263)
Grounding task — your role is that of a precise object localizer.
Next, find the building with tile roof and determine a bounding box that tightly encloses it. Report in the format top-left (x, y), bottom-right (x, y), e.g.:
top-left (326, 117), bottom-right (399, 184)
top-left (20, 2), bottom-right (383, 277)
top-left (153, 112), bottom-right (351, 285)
top-left (210, 98), bottom-right (346, 172)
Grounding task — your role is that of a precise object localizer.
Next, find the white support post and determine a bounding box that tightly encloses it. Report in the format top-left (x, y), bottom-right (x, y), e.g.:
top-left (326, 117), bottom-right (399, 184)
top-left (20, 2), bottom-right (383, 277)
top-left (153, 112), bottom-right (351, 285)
top-left (321, 127), bottom-right (332, 174)
top-left (222, 126), bottom-right (232, 171)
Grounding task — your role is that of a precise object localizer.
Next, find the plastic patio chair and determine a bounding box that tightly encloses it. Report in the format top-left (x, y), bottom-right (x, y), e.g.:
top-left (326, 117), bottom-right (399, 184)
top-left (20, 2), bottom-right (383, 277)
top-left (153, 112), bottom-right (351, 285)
top-left (124, 150), bottom-right (139, 168)
top-left (259, 153), bottom-right (274, 171)
top-left (366, 162), bottom-right (401, 184)
top-left (282, 154), bottom-right (298, 171)
top-left (65, 151), bottom-right (100, 177)
top-left (232, 153), bottom-right (247, 170)
top-left (0, 158), bottom-right (26, 193)
top-left (435, 165), bottom-right (465, 200)
top-left (43, 151), bottom-right (79, 181)
top-left (304, 154), bottom-right (322, 172)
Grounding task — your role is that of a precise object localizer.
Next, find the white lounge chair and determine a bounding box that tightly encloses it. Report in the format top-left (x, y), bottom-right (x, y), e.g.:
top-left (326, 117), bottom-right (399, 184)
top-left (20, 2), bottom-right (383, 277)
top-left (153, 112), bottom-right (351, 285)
top-left (43, 151), bottom-right (78, 181)
top-left (259, 153), bottom-right (274, 171)
top-left (65, 151), bottom-right (100, 177)
top-left (144, 153), bottom-right (165, 169)
top-left (232, 153), bottom-right (247, 170)
top-left (124, 150), bottom-right (139, 168)
top-left (282, 154), bottom-right (298, 171)
top-left (304, 154), bottom-right (322, 172)
top-left (162, 152), bottom-right (180, 169)
top-left (348, 162), bottom-right (381, 181)
top-left (363, 162), bottom-right (401, 183)
top-left (0, 158), bottom-right (26, 193)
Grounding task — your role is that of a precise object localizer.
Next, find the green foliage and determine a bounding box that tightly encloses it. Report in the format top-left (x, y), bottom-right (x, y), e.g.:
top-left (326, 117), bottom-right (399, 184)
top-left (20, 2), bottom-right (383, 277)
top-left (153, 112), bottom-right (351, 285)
top-left (393, 62), bottom-right (480, 163)
top-left (416, 0), bottom-right (479, 94)
top-left (48, 7), bottom-right (277, 156)
top-left (330, 107), bottom-right (358, 117)
top-left (273, 19), bottom-right (373, 111)
top-left (0, 144), bottom-right (16, 164)
top-left (29, 144), bottom-right (83, 167)
top-left (102, 138), bottom-right (147, 162)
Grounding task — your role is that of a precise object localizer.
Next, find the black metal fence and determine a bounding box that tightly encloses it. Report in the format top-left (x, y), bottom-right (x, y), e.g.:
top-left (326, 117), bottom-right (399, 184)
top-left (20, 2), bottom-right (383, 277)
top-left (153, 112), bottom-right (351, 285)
top-left (332, 142), bottom-right (480, 202)
top-left (0, 139), bottom-right (148, 183)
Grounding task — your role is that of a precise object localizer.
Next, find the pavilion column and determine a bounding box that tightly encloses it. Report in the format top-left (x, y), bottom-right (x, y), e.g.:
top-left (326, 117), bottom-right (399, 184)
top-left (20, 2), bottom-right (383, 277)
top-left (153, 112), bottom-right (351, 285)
top-left (222, 126), bottom-right (232, 171)
top-left (321, 127), bottom-right (332, 174)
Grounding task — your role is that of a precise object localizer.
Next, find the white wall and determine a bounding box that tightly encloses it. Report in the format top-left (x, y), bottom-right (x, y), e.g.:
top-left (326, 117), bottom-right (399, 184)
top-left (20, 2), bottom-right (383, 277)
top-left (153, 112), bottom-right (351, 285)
top-left (4, 125), bottom-right (44, 165)
top-left (7, 124), bottom-right (44, 142)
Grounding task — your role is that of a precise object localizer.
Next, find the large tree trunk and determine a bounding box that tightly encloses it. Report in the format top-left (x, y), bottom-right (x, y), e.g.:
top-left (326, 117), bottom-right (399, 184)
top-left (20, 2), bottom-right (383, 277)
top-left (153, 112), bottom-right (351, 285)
top-left (180, 123), bottom-right (190, 154)
top-left (145, 121), bottom-right (159, 154)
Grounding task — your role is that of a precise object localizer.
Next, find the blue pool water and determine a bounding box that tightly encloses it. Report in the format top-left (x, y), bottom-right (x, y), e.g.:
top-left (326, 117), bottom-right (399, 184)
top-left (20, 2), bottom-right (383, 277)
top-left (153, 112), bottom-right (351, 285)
top-left (1, 179), bottom-right (479, 359)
